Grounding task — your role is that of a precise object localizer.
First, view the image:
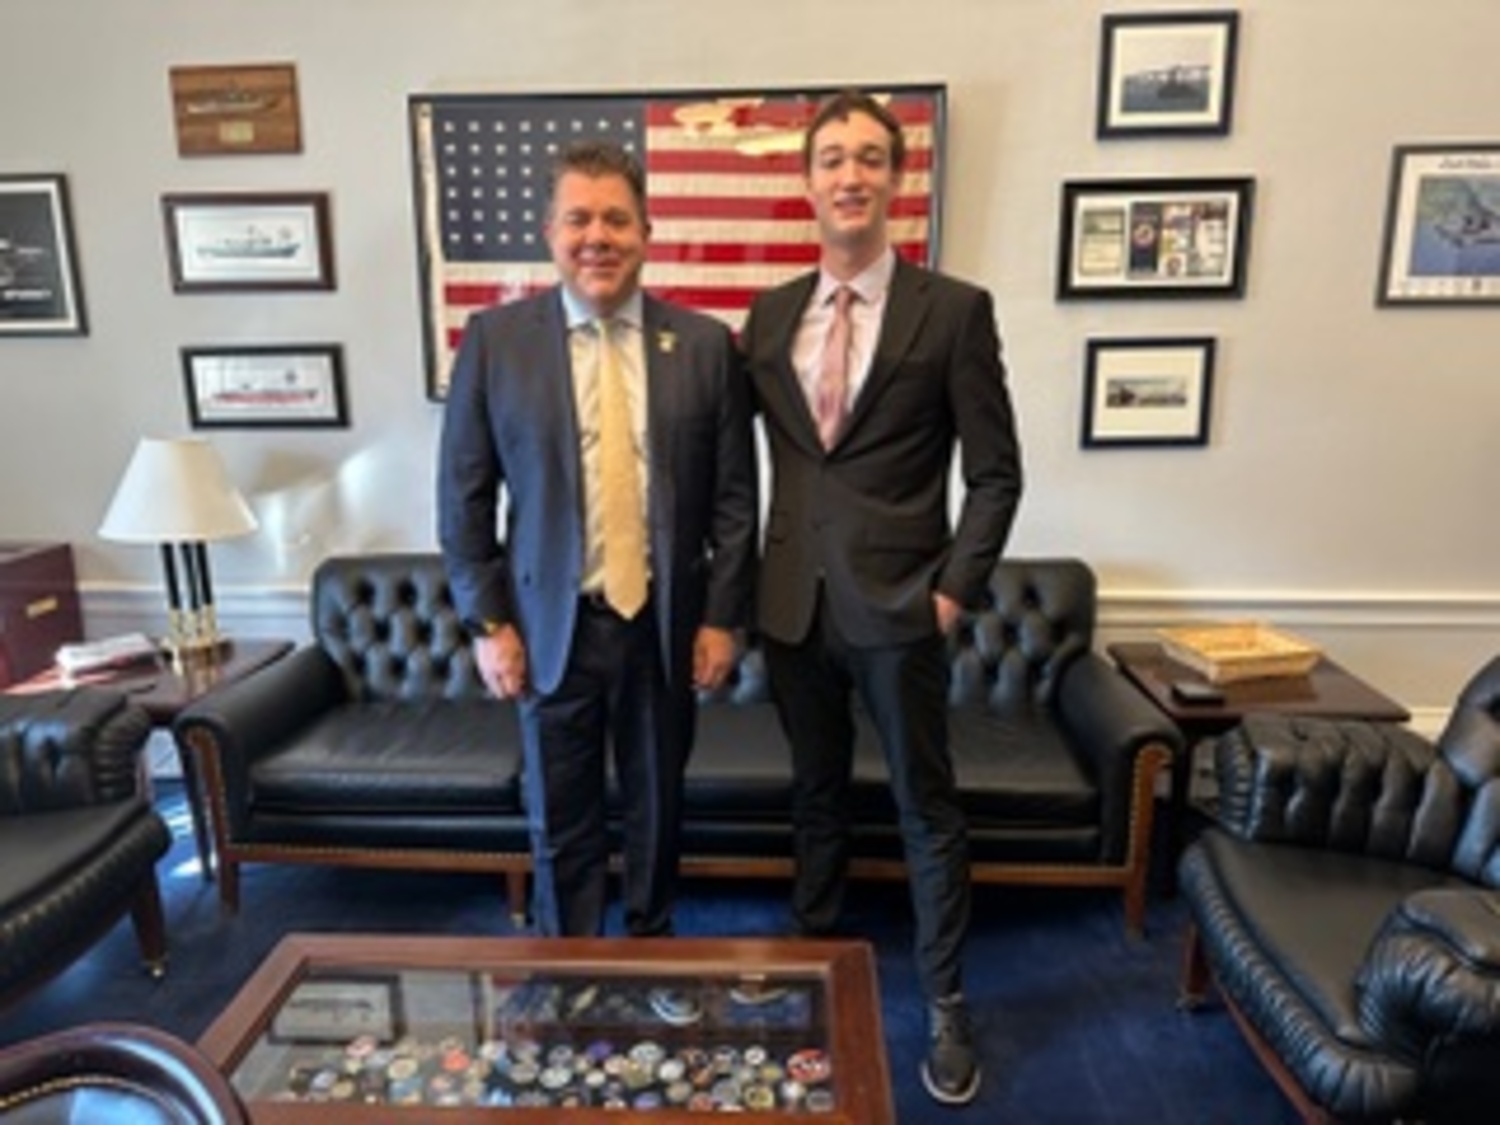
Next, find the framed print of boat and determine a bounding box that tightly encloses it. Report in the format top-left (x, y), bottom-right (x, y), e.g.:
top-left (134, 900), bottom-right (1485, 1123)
top-left (169, 63), bottom-right (302, 157)
top-left (181, 344), bottom-right (348, 428)
top-left (1096, 11), bottom-right (1240, 139)
top-left (0, 173), bottom-right (87, 336)
top-left (162, 192), bottom-right (334, 292)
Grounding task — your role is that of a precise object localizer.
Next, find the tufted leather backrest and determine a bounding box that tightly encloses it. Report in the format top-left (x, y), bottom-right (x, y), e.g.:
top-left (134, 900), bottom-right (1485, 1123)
top-left (312, 554), bottom-right (486, 702)
top-left (1435, 655), bottom-right (1500, 884)
top-left (1216, 655), bottom-right (1500, 885)
top-left (0, 690), bottom-right (150, 815)
top-left (949, 558), bottom-right (1096, 713)
top-left (309, 553), bottom-right (1096, 711)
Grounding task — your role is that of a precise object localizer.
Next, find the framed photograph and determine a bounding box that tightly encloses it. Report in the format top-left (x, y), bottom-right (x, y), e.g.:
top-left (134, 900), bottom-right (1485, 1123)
top-left (1097, 11), bottom-right (1240, 139)
top-left (1057, 177), bottom-right (1253, 300)
top-left (268, 975), bottom-right (402, 1045)
top-left (409, 83), bottom-right (947, 399)
top-left (1376, 142), bottom-right (1500, 306)
top-left (0, 173), bottom-right (87, 336)
top-left (169, 62), bottom-right (302, 157)
top-left (1082, 337), bottom-right (1215, 448)
top-left (182, 344), bottom-right (348, 428)
top-left (161, 192), bottom-right (334, 292)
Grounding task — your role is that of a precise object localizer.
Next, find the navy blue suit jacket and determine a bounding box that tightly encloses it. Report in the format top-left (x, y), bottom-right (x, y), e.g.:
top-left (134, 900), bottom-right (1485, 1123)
top-left (438, 288), bottom-right (757, 695)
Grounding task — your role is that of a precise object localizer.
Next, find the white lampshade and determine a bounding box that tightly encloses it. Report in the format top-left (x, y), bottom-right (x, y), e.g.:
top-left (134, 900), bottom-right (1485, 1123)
top-left (99, 437), bottom-right (259, 543)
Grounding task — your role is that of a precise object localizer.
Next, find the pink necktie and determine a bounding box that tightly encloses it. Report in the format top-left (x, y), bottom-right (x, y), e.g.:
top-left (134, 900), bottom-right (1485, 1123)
top-left (815, 286), bottom-right (855, 449)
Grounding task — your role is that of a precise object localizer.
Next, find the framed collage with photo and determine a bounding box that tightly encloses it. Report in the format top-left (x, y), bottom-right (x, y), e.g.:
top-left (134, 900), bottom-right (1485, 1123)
top-left (1057, 176), bottom-right (1254, 299)
top-left (162, 192), bottom-right (334, 292)
top-left (0, 173), bottom-right (87, 336)
top-left (181, 344), bottom-right (348, 429)
top-left (1096, 10), bottom-right (1240, 139)
top-left (1375, 142), bottom-right (1500, 306)
top-left (1081, 336), bottom-right (1216, 448)
top-left (408, 83), bottom-right (947, 399)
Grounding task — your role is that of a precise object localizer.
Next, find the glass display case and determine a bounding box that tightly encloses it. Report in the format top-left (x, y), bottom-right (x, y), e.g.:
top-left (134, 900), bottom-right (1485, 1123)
top-left (198, 933), bottom-right (894, 1123)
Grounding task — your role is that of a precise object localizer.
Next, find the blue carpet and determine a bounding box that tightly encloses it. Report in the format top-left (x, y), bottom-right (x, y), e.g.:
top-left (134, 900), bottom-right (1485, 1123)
top-left (0, 785), bottom-right (1298, 1122)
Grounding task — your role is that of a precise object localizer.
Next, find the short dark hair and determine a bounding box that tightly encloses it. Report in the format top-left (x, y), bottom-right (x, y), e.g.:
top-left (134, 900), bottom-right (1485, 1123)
top-left (802, 90), bottom-right (906, 173)
top-left (547, 140), bottom-right (648, 218)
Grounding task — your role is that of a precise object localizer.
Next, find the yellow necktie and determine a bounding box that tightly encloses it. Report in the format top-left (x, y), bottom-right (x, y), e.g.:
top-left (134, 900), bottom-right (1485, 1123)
top-left (816, 286), bottom-right (855, 449)
top-left (596, 318), bottom-right (648, 619)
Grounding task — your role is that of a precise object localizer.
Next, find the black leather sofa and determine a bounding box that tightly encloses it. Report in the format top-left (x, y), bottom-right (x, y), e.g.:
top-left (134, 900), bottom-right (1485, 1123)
top-left (1179, 655), bottom-right (1500, 1123)
top-left (0, 690), bottom-right (172, 1012)
top-left (175, 553), bottom-right (1178, 933)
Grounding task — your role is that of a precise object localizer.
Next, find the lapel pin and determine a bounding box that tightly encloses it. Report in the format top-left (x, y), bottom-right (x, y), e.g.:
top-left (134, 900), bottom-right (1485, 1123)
top-left (657, 330), bottom-right (677, 354)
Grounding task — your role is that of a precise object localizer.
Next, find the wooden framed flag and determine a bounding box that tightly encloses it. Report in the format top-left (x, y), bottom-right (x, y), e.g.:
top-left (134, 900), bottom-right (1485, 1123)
top-left (408, 84), bottom-right (946, 399)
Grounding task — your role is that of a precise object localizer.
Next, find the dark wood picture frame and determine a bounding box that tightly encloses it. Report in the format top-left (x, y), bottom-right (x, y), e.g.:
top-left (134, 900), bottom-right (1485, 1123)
top-left (162, 192), bottom-right (334, 293)
top-left (182, 344), bottom-right (348, 429)
top-left (1375, 142), bottom-right (1500, 307)
top-left (1081, 336), bottom-right (1216, 448)
top-left (0, 173), bottom-right (87, 336)
top-left (1057, 176), bottom-right (1254, 300)
top-left (1096, 10), bottom-right (1241, 139)
top-left (169, 62), bottom-right (303, 157)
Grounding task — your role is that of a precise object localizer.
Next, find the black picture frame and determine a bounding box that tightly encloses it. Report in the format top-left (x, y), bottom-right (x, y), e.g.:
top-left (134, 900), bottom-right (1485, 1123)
top-left (1057, 176), bottom-right (1253, 300)
top-left (408, 83), bottom-right (947, 399)
top-left (0, 173), bottom-right (87, 336)
top-left (1375, 142), bottom-right (1500, 307)
top-left (162, 192), bottom-right (335, 292)
top-left (1096, 10), bottom-right (1240, 139)
top-left (182, 344), bottom-right (348, 429)
top-left (1081, 336), bottom-right (1216, 448)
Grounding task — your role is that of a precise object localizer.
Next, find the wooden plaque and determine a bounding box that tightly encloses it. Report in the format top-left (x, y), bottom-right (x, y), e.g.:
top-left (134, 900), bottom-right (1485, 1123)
top-left (170, 63), bottom-right (302, 156)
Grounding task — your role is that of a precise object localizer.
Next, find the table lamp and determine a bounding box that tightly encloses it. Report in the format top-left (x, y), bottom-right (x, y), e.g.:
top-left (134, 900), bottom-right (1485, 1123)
top-left (99, 437), bottom-right (258, 660)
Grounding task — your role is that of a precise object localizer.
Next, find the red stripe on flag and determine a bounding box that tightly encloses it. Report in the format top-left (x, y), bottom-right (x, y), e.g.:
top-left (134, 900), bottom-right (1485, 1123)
top-left (649, 243), bottom-right (821, 265)
top-left (648, 195), bottom-right (929, 221)
top-left (644, 98), bottom-right (935, 130)
top-left (644, 148), bottom-right (934, 176)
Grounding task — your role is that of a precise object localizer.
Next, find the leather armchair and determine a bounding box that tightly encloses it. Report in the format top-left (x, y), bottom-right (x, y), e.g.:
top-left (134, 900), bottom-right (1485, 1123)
top-left (0, 690), bottom-right (171, 1012)
top-left (1179, 655), bottom-right (1500, 1123)
top-left (0, 1022), bottom-right (247, 1123)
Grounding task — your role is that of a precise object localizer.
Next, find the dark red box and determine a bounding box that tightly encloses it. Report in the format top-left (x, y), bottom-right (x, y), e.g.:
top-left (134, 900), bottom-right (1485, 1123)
top-left (0, 542), bottom-right (84, 688)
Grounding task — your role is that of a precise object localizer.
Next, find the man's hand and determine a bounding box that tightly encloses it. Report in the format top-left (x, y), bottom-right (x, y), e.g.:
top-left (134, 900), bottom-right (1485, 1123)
top-left (693, 625), bottom-right (739, 692)
top-left (474, 624), bottom-right (529, 699)
top-left (933, 591), bottom-right (964, 636)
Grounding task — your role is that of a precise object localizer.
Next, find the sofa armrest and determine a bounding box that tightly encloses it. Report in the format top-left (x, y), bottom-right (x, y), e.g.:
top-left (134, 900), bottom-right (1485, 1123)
top-left (0, 689), bottom-right (152, 811)
top-left (1212, 714), bottom-right (1451, 859)
top-left (173, 646), bottom-right (347, 825)
top-left (1057, 651), bottom-right (1182, 860)
top-left (1357, 889), bottom-right (1500, 1061)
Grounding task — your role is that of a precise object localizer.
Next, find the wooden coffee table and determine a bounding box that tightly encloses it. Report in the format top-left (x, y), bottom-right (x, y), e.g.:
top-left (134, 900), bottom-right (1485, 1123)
top-left (1107, 642), bottom-right (1411, 874)
top-left (198, 933), bottom-right (894, 1123)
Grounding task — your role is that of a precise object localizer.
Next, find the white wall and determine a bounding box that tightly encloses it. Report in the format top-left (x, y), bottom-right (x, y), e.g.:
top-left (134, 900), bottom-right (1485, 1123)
top-left (3, 0), bottom-right (1497, 719)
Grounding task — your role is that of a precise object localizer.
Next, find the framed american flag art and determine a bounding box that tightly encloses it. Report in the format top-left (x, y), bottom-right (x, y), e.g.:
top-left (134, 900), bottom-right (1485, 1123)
top-left (408, 84), bottom-right (947, 400)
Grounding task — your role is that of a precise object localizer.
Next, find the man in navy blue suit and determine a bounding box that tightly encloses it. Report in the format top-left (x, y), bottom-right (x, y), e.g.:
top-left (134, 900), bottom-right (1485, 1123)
top-left (741, 91), bottom-right (1023, 1106)
top-left (438, 140), bottom-right (757, 939)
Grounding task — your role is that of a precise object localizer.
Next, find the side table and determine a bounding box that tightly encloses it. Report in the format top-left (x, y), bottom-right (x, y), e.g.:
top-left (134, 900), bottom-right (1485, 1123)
top-left (1107, 642), bottom-right (1411, 879)
top-left (6, 638), bottom-right (293, 881)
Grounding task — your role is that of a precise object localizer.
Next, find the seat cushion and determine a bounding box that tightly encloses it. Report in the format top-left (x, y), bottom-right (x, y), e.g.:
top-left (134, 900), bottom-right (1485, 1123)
top-left (1181, 828), bottom-right (1469, 1116)
top-left (250, 701), bottom-right (523, 814)
top-left (0, 800), bottom-right (157, 910)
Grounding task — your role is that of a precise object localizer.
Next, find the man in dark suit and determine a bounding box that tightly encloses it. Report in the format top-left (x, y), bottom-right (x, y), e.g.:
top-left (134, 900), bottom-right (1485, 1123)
top-left (438, 140), bottom-right (757, 940)
top-left (740, 91), bottom-right (1023, 1106)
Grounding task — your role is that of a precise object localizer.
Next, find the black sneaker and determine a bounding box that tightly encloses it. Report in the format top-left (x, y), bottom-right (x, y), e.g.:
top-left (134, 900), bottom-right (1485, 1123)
top-left (921, 995), bottom-right (980, 1106)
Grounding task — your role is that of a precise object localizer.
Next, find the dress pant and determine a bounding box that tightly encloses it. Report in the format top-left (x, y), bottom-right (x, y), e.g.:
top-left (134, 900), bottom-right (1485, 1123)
top-left (764, 592), bottom-right (970, 1002)
top-left (517, 595), bottom-right (692, 938)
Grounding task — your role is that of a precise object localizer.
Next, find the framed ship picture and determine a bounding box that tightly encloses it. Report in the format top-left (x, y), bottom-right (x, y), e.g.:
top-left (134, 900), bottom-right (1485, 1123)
top-left (161, 192), bottom-right (334, 292)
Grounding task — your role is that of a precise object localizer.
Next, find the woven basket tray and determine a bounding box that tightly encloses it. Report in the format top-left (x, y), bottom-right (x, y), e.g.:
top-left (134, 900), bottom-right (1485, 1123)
top-left (1157, 622), bottom-right (1322, 685)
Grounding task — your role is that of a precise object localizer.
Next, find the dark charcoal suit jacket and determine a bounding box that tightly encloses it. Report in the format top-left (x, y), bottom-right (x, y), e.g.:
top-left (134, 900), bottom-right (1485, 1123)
top-left (741, 256), bottom-right (1023, 648)
top-left (438, 288), bottom-right (757, 695)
